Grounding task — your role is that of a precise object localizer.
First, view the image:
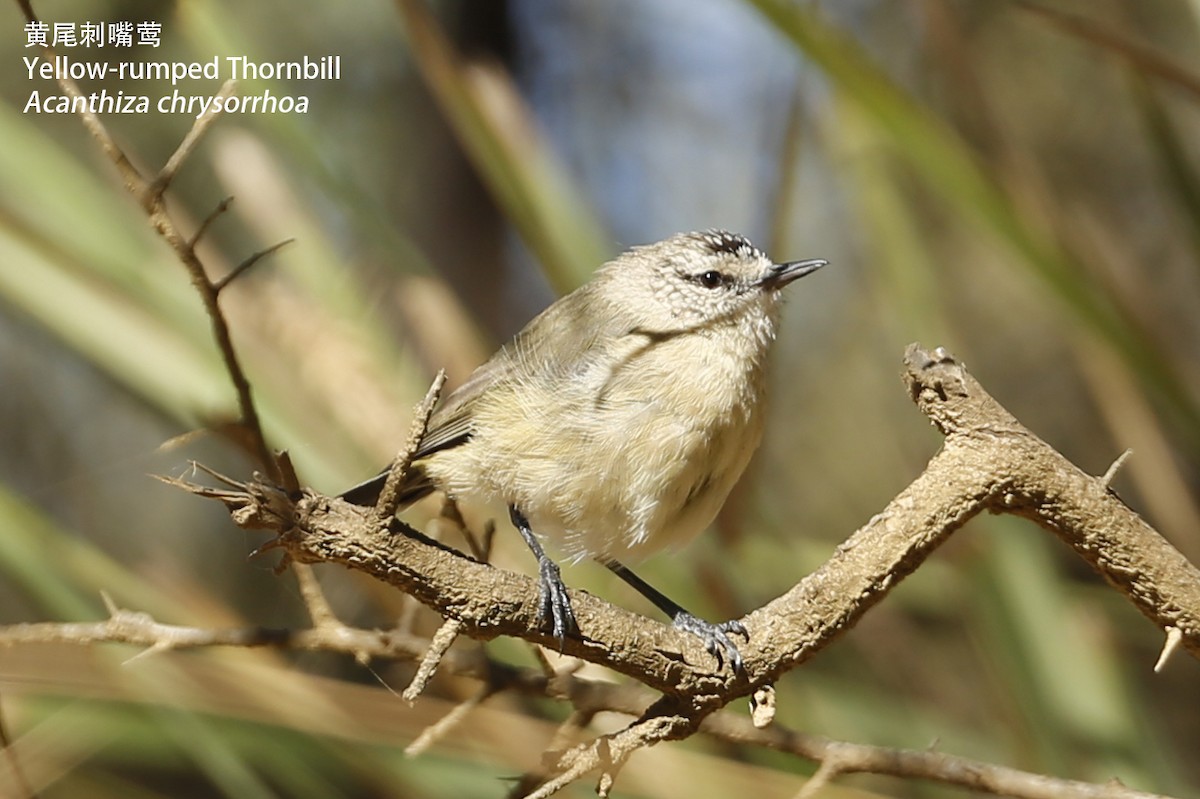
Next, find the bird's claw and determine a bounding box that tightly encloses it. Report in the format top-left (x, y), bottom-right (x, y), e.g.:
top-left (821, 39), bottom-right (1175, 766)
top-left (673, 612), bottom-right (749, 674)
top-left (536, 556), bottom-right (578, 650)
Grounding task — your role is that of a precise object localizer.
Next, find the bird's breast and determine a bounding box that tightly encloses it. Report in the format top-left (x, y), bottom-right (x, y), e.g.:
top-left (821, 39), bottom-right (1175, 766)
top-left (425, 324), bottom-right (773, 562)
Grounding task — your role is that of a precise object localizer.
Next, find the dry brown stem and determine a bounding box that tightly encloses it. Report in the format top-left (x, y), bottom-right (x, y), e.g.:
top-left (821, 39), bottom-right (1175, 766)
top-left (160, 344), bottom-right (1196, 797)
top-left (175, 346), bottom-right (1200, 697)
top-left (15, 0), bottom-right (285, 480)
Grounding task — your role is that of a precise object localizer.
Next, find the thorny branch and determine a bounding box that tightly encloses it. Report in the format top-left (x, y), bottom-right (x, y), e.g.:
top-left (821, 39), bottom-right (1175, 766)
top-left (15, 0), bottom-right (286, 481)
top-left (7, 600), bottom-right (1175, 799)
top-left (165, 346), bottom-right (1200, 697)
top-left (154, 344), bottom-right (1199, 798)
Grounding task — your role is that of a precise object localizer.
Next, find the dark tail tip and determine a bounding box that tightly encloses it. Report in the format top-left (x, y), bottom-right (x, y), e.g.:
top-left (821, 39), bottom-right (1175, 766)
top-left (339, 473), bottom-right (387, 506)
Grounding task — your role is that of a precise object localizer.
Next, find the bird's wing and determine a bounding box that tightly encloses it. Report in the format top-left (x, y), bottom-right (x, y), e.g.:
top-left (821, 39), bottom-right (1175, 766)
top-left (412, 354), bottom-right (509, 458)
top-left (414, 284), bottom-right (612, 458)
top-left (338, 382), bottom-right (486, 504)
top-left (341, 280), bottom-right (628, 506)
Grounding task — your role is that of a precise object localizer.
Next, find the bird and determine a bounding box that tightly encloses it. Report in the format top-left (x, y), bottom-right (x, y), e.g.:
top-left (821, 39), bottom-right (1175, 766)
top-left (342, 229), bottom-right (827, 672)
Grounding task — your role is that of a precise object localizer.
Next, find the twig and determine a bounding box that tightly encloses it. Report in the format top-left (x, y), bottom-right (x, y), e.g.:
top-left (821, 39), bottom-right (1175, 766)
top-left (402, 617), bottom-right (463, 703)
top-left (19, 0), bottom-right (281, 481)
top-left (525, 709), bottom-right (693, 799)
top-left (151, 79), bottom-right (239, 199)
top-left (0, 691), bottom-right (38, 799)
top-left (156, 207), bottom-right (279, 479)
top-left (377, 370), bottom-right (447, 520)
top-left (190, 196), bottom-right (235, 249)
top-left (794, 756), bottom-right (841, 799)
top-left (440, 497), bottom-right (489, 562)
top-left (506, 708), bottom-right (599, 799)
top-left (703, 713), bottom-right (1173, 799)
top-left (17, 1), bottom-right (145, 195)
top-left (293, 564), bottom-right (337, 629)
top-left (213, 238), bottom-right (296, 294)
top-left (404, 683), bottom-right (492, 757)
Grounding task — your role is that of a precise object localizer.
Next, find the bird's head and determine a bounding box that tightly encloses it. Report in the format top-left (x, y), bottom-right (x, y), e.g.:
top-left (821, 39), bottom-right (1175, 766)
top-left (597, 229), bottom-right (827, 340)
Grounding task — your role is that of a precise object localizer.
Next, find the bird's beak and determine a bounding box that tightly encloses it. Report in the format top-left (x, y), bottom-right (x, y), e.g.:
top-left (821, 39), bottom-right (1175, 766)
top-left (759, 258), bottom-right (828, 290)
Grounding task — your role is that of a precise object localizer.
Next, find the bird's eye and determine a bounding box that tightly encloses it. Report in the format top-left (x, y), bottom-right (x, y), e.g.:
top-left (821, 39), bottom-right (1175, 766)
top-left (698, 270), bottom-right (724, 289)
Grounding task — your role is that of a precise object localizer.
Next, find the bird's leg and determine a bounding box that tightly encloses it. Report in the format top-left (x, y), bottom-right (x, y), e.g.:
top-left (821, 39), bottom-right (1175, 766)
top-left (509, 506), bottom-right (578, 649)
top-left (601, 558), bottom-right (748, 674)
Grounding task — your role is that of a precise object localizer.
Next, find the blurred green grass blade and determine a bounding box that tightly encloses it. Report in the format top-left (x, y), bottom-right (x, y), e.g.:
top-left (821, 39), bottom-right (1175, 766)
top-left (0, 484), bottom-right (193, 621)
top-left (1131, 78), bottom-right (1200, 257)
top-left (0, 233), bottom-right (230, 425)
top-left (393, 0), bottom-right (611, 293)
top-left (832, 100), bottom-right (954, 344)
top-left (0, 214), bottom-right (385, 491)
top-left (974, 520), bottom-right (1169, 787)
top-left (747, 0), bottom-right (1200, 434)
top-left (143, 706), bottom-right (278, 799)
top-left (0, 103), bottom-right (213, 346)
top-left (0, 111), bottom-right (412, 489)
top-left (1016, 2), bottom-right (1200, 102)
top-left (0, 486), bottom-right (101, 620)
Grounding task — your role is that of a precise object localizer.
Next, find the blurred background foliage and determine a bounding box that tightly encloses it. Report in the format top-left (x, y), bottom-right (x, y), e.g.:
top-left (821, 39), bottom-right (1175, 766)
top-left (1, 0), bottom-right (1198, 796)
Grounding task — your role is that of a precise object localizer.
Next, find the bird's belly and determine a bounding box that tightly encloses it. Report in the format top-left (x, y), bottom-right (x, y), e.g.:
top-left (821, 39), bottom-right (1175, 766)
top-left (428, 397), bottom-right (761, 564)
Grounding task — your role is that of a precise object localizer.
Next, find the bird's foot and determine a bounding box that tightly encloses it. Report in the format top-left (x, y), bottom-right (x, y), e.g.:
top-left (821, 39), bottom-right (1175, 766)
top-left (672, 612), bottom-right (749, 674)
top-left (535, 555), bottom-right (578, 650)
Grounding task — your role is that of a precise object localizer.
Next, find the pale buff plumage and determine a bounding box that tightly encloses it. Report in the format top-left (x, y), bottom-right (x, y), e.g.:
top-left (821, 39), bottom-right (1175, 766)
top-left (342, 230), bottom-right (825, 668)
top-left (345, 230), bottom-right (823, 565)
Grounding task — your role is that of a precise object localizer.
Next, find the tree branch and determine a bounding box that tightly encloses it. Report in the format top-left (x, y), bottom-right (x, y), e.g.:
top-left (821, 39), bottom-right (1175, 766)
top-left (702, 712), bottom-right (1173, 799)
top-left (0, 602), bottom-right (1174, 799)
top-left (16, 0), bottom-right (281, 481)
top-left (175, 345), bottom-right (1200, 701)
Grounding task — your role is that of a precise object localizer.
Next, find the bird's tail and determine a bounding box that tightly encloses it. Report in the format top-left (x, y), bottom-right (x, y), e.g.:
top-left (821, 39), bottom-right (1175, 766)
top-left (340, 464), bottom-right (436, 508)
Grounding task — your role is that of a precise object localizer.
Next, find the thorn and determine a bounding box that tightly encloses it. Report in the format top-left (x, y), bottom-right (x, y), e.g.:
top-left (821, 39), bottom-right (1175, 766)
top-left (100, 590), bottom-right (119, 617)
top-left (1101, 449), bottom-right (1133, 487)
top-left (248, 538), bottom-right (284, 558)
top-left (213, 238), bottom-right (295, 294)
top-left (276, 449), bottom-right (301, 495)
top-left (123, 640), bottom-right (172, 666)
top-left (188, 460), bottom-right (247, 489)
top-left (189, 195), bottom-right (235, 249)
top-left (272, 552), bottom-right (294, 576)
top-left (402, 617), bottom-right (463, 704)
top-left (1154, 626), bottom-right (1183, 673)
